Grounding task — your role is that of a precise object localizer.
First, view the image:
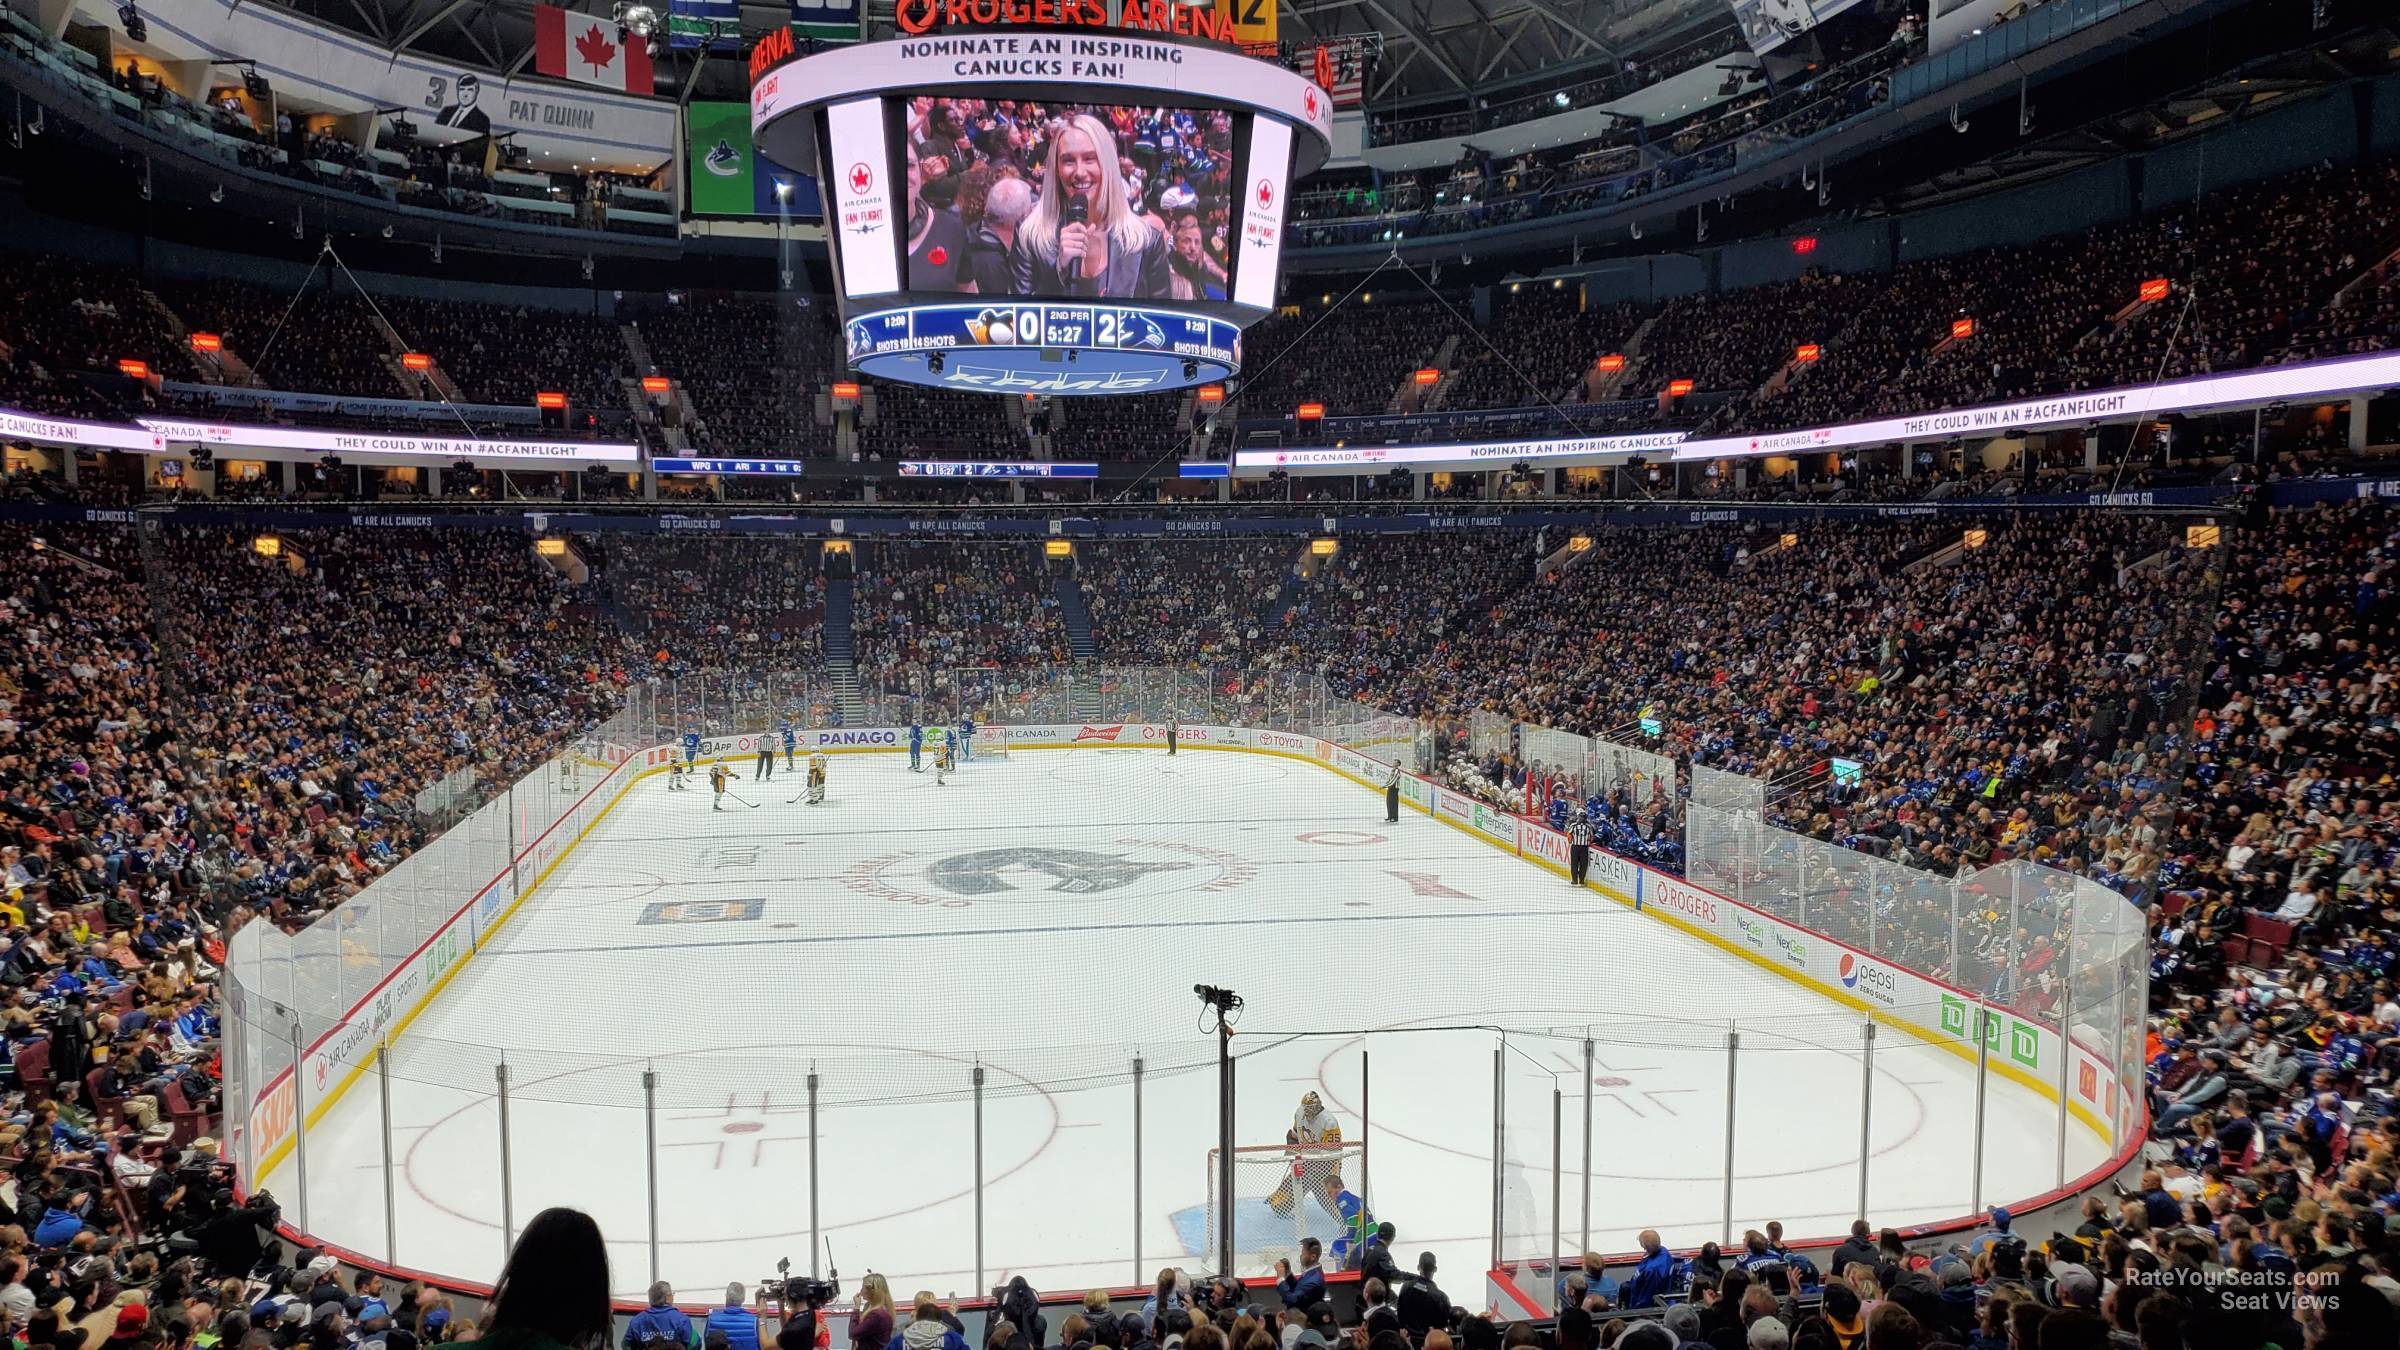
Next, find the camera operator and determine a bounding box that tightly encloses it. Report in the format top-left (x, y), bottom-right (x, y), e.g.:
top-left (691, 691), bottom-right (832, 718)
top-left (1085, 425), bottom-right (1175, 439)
top-left (759, 1268), bottom-right (838, 1350)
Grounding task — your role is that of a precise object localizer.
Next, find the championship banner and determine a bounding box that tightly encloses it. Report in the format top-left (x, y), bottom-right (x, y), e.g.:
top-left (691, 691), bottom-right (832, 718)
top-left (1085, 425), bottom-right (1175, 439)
top-left (1220, 0), bottom-right (1276, 46)
top-left (669, 0), bottom-right (744, 52)
top-left (790, 0), bottom-right (862, 42)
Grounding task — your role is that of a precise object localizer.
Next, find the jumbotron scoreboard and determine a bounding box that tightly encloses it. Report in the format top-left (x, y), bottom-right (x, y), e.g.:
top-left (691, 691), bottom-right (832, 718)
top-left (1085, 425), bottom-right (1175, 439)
top-left (750, 5), bottom-right (1332, 395)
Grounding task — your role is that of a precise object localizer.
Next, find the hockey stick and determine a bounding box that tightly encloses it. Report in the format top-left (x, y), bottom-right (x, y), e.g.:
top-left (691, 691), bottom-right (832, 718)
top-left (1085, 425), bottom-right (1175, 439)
top-left (728, 792), bottom-right (761, 809)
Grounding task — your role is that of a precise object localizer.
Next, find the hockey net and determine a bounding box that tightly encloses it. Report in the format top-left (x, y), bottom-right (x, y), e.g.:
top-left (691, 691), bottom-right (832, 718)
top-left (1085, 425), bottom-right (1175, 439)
top-left (1204, 1141), bottom-right (1368, 1276)
top-left (975, 726), bottom-right (1009, 760)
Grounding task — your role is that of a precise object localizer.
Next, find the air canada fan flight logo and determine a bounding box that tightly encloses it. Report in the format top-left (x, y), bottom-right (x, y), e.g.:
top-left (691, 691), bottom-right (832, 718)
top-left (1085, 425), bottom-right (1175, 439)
top-left (848, 162), bottom-right (875, 194)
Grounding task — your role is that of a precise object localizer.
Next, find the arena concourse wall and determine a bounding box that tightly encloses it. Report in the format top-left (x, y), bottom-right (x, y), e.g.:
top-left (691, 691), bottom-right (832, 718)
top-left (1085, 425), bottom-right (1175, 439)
top-left (224, 717), bottom-right (2143, 1316)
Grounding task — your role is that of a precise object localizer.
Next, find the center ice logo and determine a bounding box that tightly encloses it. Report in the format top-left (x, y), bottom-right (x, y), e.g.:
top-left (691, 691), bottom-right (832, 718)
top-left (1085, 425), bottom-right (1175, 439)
top-left (928, 847), bottom-right (1196, 897)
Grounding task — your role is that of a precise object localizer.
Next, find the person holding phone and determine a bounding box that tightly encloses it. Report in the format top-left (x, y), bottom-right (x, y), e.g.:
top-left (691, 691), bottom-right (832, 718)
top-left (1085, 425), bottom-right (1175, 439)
top-left (1015, 112), bottom-right (1170, 299)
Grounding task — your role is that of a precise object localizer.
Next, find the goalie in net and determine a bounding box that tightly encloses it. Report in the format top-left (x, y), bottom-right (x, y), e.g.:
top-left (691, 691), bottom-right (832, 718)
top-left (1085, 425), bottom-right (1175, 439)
top-left (1208, 1092), bottom-right (1366, 1275)
top-left (1273, 1092), bottom-right (1348, 1215)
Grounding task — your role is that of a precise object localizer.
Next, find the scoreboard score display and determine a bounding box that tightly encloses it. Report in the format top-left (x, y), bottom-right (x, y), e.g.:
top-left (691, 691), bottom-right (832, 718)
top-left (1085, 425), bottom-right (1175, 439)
top-left (751, 7), bottom-right (1330, 396)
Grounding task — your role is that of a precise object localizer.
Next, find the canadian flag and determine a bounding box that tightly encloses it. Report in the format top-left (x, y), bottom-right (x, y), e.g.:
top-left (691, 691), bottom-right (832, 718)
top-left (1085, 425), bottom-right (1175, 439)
top-left (533, 3), bottom-right (656, 95)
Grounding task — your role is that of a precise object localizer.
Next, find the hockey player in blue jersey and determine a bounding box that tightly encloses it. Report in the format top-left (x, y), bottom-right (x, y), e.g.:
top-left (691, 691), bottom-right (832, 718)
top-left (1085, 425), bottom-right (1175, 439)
top-left (909, 721), bottom-right (924, 772)
top-left (780, 719), bottom-right (798, 771)
top-left (956, 715), bottom-right (975, 763)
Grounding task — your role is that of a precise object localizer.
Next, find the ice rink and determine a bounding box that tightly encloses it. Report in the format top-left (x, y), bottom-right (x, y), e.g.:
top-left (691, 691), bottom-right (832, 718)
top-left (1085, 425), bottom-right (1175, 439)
top-left (263, 745), bottom-right (2105, 1299)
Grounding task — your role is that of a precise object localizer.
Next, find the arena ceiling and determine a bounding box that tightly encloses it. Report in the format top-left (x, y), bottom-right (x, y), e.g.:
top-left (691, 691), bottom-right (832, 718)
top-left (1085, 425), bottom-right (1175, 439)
top-left (270, 0), bottom-right (1711, 107)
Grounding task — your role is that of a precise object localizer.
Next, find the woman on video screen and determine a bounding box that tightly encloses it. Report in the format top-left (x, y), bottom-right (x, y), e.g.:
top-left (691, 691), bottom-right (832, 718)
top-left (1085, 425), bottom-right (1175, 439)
top-left (1015, 112), bottom-right (1170, 300)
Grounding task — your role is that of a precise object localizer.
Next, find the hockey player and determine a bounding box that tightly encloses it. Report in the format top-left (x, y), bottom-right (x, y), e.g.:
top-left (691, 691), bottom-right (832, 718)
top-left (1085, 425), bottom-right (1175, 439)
top-left (934, 735), bottom-right (955, 786)
top-left (681, 727), bottom-right (702, 775)
top-left (708, 762), bottom-right (731, 811)
top-left (806, 752), bottom-right (828, 805)
top-left (668, 759), bottom-right (688, 792)
top-left (781, 718), bottom-right (798, 771)
top-left (909, 721), bottom-right (925, 773)
top-left (1269, 1091), bottom-right (1346, 1217)
top-left (956, 713), bottom-right (975, 763)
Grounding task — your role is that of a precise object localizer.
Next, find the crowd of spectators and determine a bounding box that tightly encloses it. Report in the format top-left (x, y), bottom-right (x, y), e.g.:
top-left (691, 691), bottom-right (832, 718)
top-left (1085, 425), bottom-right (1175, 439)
top-left (1077, 540), bottom-right (1305, 668)
top-left (0, 484), bottom-right (2396, 1343)
top-left (850, 543), bottom-right (1069, 690)
top-left (629, 296), bottom-right (828, 458)
top-left (604, 537), bottom-right (826, 682)
top-left (0, 146), bottom-right (2394, 482)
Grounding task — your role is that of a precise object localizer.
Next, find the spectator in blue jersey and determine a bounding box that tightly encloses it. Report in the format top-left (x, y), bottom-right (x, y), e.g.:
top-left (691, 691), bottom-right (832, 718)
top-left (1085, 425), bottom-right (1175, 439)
top-left (626, 1284), bottom-right (697, 1350)
top-left (705, 1286), bottom-right (760, 1350)
top-left (1614, 1232), bottom-right (1676, 1310)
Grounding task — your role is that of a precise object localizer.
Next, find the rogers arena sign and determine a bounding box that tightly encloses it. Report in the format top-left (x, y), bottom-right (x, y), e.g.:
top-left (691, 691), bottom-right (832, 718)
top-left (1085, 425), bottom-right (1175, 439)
top-left (750, 32), bottom-right (1334, 166)
top-left (891, 0), bottom-right (1239, 42)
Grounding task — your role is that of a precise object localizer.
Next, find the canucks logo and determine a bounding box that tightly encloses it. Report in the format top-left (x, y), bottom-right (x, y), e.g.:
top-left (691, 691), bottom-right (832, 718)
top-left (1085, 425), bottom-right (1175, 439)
top-left (703, 138), bottom-right (744, 178)
top-left (929, 847), bottom-right (1193, 896)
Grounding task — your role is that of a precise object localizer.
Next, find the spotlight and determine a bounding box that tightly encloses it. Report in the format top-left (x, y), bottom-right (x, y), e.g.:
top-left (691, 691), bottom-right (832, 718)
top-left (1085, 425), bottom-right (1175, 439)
top-left (208, 184), bottom-right (224, 204)
top-left (117, 3), bottom-right (145, 43)
top-left (1182, 359), bottom-right (1198, 380)
top-left (380, 224), bottom-right (394, 239)
top-left (928, 353), bottom-right (944, 374)
top-left (611, 2), bottom-right (658, 37)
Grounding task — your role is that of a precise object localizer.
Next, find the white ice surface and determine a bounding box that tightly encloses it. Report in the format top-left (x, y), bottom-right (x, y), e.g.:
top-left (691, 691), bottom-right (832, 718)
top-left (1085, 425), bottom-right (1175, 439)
top-left (264, 748), bottom-right (2103, 1298)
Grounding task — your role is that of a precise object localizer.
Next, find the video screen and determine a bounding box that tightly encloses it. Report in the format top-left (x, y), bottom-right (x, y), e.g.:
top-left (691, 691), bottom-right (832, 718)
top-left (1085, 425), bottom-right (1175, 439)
top-left (897, 98), bottom-right (1239, 303)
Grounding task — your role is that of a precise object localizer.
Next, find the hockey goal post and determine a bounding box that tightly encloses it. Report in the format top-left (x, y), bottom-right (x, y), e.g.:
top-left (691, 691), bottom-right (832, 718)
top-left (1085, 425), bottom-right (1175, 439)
top-left (974, 725), bottom-right (1009, 760)
top-left (1204, 1141), bottom-right (1369, 1276)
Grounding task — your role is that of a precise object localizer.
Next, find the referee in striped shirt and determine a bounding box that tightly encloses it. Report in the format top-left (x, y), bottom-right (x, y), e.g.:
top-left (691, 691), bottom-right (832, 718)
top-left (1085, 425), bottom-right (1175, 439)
top-left (1567, 810), bottom-right (1594, 886)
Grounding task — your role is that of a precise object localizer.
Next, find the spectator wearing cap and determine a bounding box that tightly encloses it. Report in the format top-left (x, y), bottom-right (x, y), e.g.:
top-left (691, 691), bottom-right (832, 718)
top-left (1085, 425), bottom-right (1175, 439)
top-left (108, 1302), bottom-right (150, 1347)
top-left (705, 1287), bottom-right (760, 1350)
top-left (1924, 1259), bottom-right (1975, 1340)
top-left (1658, 1304), bottom-right (1705, 1350)
top-left (2050, 1262), bottom-right (2099, 1311)
top-left (1964, 1207), bottom-right (2016, 1259)
top-left (626, 1284), bottom-right (696, 1350)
